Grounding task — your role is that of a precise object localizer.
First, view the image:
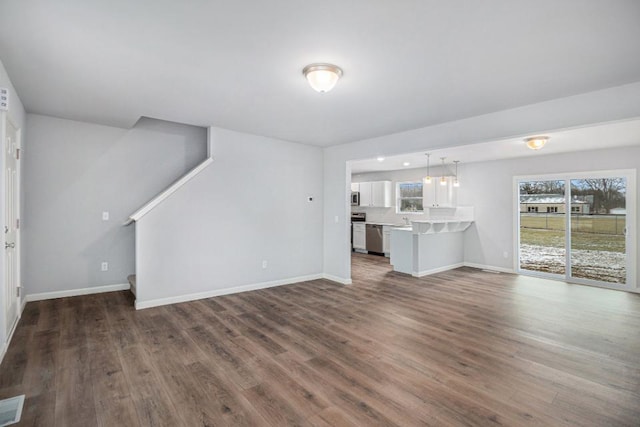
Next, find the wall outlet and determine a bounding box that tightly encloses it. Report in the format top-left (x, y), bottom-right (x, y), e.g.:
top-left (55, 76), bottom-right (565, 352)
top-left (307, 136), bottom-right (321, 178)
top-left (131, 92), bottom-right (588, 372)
top-left (503, 251), bottom-right (509, 259)
top-left (101, 262), bottom-right (109, 271)
top-left (262, 260), bottom-right (268, 269)
top-left (334, 215), bottom-right (339, 223)
top-left (102, 211), bottom-right (109, 221)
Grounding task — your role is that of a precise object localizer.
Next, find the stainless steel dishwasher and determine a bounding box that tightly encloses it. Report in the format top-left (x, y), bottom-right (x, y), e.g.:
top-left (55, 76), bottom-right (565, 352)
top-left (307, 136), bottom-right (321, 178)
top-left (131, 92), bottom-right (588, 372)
top-left (366, 224), bottom-right (383, 254)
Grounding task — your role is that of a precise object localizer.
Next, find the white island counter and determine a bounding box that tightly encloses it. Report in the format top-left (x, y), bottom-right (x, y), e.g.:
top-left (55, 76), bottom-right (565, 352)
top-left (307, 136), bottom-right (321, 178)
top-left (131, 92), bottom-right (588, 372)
top-left (390, 215), bottom-right (474, 277)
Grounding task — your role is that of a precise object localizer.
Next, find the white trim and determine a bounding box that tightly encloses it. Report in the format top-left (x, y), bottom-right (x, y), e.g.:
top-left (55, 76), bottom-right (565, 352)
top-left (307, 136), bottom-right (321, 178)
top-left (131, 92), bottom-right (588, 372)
top-left (412, 262), bottom-right (464, 277)
top-left (135, 274), bottom-right (323, 310)
top-left (463, 262), bottom-right (515, 274)
top-left (322, 273), bottom-right (352, 285)
top-left (125, 157), bottom-right (214, 224)
top-left (25, 283), bottom-right (130, 302)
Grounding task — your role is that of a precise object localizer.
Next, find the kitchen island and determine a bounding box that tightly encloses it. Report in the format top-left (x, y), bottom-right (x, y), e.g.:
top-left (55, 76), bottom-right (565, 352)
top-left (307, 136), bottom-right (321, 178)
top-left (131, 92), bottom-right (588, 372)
top-left (390, 218), bottom-right (474, 277)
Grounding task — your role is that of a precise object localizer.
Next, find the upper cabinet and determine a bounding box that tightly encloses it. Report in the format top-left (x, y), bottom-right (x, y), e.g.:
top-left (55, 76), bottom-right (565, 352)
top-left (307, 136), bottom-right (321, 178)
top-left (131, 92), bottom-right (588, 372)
top-left (424, 177), bottom-right (456, 208)
top-left (358, 181), bottom-right (392, 207)
top-left (350, 182), bottom-right (360, 192)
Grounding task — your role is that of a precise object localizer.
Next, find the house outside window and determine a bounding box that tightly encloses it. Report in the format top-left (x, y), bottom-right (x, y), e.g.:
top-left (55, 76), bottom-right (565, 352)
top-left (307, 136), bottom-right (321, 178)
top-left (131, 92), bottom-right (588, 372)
top-left (571, 206), bottom-right (581, 213)
top-left (397, 181), bottom-right (423, 213)
top-left (547, 206), bottom-right (558, 213)
top-left (527, 206), bottom-right (539, 213)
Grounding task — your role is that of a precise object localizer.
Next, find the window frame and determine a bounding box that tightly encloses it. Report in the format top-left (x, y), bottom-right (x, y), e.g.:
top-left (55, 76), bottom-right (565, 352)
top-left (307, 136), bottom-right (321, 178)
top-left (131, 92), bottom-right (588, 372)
top-left (396, 181), bottom-right (425, 214)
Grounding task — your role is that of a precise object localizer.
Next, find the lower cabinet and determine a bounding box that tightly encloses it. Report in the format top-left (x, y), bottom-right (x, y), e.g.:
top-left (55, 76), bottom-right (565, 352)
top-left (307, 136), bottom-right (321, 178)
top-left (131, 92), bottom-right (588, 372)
top-left (353, 223), bottom-right (366, 250)
top-left (382, 226), bottom-right (391, 256)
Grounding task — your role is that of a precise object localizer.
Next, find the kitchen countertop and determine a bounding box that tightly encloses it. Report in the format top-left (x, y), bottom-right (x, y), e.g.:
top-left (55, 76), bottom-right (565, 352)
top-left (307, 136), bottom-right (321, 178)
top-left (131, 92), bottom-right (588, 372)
top-left (363, 222), bottom-right (407, 226)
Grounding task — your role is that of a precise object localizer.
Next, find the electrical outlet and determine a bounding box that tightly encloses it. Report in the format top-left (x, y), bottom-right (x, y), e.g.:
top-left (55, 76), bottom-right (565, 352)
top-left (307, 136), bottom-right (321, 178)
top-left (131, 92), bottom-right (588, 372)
top-left (334, 215), bottom-right (339, 223)
top-left (102, 211), bottom-right (110, 221)
top-left (101, 262), bottom-right (109, 271)
top-left (503, 251), bottom-right (508, 258)
top-left (262, 260), bottom-right (268, 269)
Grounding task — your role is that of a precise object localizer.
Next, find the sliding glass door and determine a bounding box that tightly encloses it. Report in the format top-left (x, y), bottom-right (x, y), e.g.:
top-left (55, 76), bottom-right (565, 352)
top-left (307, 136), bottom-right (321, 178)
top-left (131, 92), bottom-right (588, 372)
top-left (517, 171), bottom-right (636, 289)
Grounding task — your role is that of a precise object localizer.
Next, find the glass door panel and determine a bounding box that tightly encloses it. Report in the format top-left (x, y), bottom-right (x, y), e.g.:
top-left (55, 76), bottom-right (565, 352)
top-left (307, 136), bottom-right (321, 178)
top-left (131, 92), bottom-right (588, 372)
top-left (570, 178), bottom-right (627, 284)
top-left (519, 180), bottom-right (566, 275)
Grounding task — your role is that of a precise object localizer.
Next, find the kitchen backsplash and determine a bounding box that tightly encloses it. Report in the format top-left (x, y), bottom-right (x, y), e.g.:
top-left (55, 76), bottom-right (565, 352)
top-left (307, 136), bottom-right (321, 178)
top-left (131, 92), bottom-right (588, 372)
top-left (352, 206), bottom-right (474, 224)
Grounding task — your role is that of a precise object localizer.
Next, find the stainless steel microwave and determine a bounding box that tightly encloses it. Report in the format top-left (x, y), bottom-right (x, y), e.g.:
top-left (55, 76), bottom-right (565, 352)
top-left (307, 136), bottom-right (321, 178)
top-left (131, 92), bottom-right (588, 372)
top-left (351, 191), bottom-right (360, 206)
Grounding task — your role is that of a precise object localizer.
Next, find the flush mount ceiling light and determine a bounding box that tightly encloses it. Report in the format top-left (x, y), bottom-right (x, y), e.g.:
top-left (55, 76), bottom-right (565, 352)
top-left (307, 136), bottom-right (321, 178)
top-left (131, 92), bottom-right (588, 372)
top-left (302, 63), bottom-right (343, 93)
top-left (524, 136), bottom-right (550, 150)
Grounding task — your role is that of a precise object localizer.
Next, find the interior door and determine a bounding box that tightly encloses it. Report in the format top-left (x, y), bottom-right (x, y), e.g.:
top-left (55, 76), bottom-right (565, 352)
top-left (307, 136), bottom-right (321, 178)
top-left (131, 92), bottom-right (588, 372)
top-left (4, 118), bottom-right (19, 335)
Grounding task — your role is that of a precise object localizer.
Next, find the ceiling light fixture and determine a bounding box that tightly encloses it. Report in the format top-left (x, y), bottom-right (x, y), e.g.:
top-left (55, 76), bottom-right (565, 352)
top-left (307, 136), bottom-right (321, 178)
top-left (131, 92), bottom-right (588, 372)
top-left (440, 157), bottom-right (447, 186)
top-left (424, 153), bottom-right (432, 183)
top-left (524, 136), bottom-right (549, 150)
top-left (453, 160), bottom-right (460, 187)
top-left (302, 63), bottom-right (343, 93)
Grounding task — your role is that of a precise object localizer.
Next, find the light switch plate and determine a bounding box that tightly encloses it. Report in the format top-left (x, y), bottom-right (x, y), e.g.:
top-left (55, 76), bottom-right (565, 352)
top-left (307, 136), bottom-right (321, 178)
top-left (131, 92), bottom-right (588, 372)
top-left (102, 211), bottom-right (109, 221)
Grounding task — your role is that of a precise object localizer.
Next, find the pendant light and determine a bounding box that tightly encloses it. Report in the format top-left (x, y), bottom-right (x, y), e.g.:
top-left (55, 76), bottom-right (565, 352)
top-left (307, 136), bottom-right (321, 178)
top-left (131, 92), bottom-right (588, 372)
top-left (453, 160), bottom-right (460, 187)
top-left (424, 153), bottom-right (432, 184)
top-left (440, 157), bottom-right (447, 186)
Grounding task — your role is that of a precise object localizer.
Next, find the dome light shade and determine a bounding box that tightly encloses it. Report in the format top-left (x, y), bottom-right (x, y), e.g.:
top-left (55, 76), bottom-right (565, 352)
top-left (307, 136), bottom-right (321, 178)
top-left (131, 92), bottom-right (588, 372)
top-left (525, 136), bottom-right (549, 150)
top-left (303, 63), bottom-right (343, 93)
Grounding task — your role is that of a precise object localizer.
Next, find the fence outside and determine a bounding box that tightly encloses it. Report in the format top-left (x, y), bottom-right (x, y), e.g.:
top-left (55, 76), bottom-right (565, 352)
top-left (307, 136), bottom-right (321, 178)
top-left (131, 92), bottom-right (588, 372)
top-left (520, 213), bottom-right (626, 235)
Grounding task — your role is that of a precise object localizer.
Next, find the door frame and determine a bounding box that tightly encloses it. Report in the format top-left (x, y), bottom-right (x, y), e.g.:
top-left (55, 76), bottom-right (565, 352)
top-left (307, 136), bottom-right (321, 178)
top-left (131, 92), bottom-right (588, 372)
top-left (513, 169), bottom-right (637, 292)
top-left (1, 111), bottom-right (22, 341)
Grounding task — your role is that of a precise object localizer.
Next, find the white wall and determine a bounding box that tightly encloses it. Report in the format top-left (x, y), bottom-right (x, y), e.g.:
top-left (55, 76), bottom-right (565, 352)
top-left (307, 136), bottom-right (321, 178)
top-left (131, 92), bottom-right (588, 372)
top-left (135, 127), bottom-right (324, 307)
top-left (0, 58), bottom-right (26, 349)
top-left (459, 146), bottom-right (640, 282)
top-left (23, 115), bottom-right (207, 296)
top-left (323, 82), bottom-right (640, 282)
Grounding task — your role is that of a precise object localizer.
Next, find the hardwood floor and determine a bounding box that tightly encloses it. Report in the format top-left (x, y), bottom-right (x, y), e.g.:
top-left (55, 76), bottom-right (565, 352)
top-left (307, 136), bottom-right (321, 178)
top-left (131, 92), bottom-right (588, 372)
top-left (2, 253), bottom-right (640, 426)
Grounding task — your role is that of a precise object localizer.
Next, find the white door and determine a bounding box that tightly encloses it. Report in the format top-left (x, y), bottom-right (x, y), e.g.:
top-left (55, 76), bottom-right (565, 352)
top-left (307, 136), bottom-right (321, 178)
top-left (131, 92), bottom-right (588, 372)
top-left (4, 118), bottom-right (19, 336)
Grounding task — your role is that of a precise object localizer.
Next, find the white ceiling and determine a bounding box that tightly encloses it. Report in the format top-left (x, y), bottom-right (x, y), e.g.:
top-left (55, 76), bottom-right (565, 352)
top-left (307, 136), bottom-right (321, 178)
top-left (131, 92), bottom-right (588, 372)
top-left (1, 1), bottom-right (640, 146)
top-left (350, 119), bottom-right (640, 173)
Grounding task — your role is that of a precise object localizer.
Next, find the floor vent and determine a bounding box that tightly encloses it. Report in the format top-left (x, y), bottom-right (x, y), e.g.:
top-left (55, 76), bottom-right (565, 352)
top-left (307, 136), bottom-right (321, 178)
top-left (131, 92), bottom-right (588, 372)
top-left (0, 395), bottom-right (25, 426)
top-left (481, 269), bottom-right (501, 274)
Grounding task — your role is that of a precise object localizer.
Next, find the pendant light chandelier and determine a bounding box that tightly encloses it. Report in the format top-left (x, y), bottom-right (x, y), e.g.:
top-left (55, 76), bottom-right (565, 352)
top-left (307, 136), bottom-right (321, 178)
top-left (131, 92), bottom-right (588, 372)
top-left (424, 153), bottom-right (432, 183)
top-left (440, 157), bottom-right (447, 186)
top-left (453, 160), bottom-right (460, 187)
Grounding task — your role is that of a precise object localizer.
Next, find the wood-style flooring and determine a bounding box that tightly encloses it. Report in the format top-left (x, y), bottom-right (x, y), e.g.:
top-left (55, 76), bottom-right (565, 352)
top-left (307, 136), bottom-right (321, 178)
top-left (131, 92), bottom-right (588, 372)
top-left (1, 253), bottom-right (640, 426)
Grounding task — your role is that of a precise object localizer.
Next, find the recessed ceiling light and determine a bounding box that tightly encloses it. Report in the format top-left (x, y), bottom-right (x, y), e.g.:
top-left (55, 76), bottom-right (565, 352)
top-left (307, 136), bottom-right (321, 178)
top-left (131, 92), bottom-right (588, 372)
top-left (403, 162), bottom-right (410, 167)
top-left (524, 136), bottom-right (549, 150)
top-left (376, 156), bottom-right (385, 162)
top-left (302, 63), bottom-right (343, 93)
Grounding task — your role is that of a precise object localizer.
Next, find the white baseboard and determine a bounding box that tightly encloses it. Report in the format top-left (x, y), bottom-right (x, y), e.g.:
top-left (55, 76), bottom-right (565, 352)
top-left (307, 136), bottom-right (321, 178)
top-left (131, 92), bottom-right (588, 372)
top-left (412, 262), bottom-right (465, 277)
top-left (25, 283), bottom-right (130, 303)
top-left (135, 274), bottom-right (323, 310)
top-left (463, 262), bottom-right (515, 274)
top-left (322, 274), bottom-right (352, 285)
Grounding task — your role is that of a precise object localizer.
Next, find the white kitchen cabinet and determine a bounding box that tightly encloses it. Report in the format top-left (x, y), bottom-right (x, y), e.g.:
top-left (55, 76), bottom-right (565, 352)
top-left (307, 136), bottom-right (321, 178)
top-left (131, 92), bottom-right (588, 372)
top-left (424, 177), bottom-right (455, 208)
top-left (382, 226), bottom-right (391, 256)
top-left (358, 181), bottom-right (392, 207)
top-left (353, 223), bottom-right (366, 250)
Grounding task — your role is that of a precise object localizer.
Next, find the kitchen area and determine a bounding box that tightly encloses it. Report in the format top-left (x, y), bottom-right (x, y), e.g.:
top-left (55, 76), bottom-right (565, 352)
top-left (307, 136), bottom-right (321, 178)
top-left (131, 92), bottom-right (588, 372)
top-left (350, 154), bottom-right (474, 277)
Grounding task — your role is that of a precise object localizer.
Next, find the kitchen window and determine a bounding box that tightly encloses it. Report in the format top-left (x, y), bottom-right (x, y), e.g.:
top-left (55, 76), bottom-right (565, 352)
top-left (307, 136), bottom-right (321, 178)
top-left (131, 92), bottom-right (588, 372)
top-left (397, 181), bottom-right (424, 213)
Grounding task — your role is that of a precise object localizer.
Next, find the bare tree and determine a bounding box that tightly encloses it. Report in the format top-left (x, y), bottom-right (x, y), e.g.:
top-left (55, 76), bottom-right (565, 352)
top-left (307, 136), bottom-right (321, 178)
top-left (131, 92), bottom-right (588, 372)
top-left (582, 178), bottom-right (626, 213)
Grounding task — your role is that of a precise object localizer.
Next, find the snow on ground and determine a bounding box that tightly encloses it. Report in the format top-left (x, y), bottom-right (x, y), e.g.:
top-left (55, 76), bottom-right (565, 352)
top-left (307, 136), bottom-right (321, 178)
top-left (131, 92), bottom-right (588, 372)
top-left (520, 244), bottom-right (626, 284)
